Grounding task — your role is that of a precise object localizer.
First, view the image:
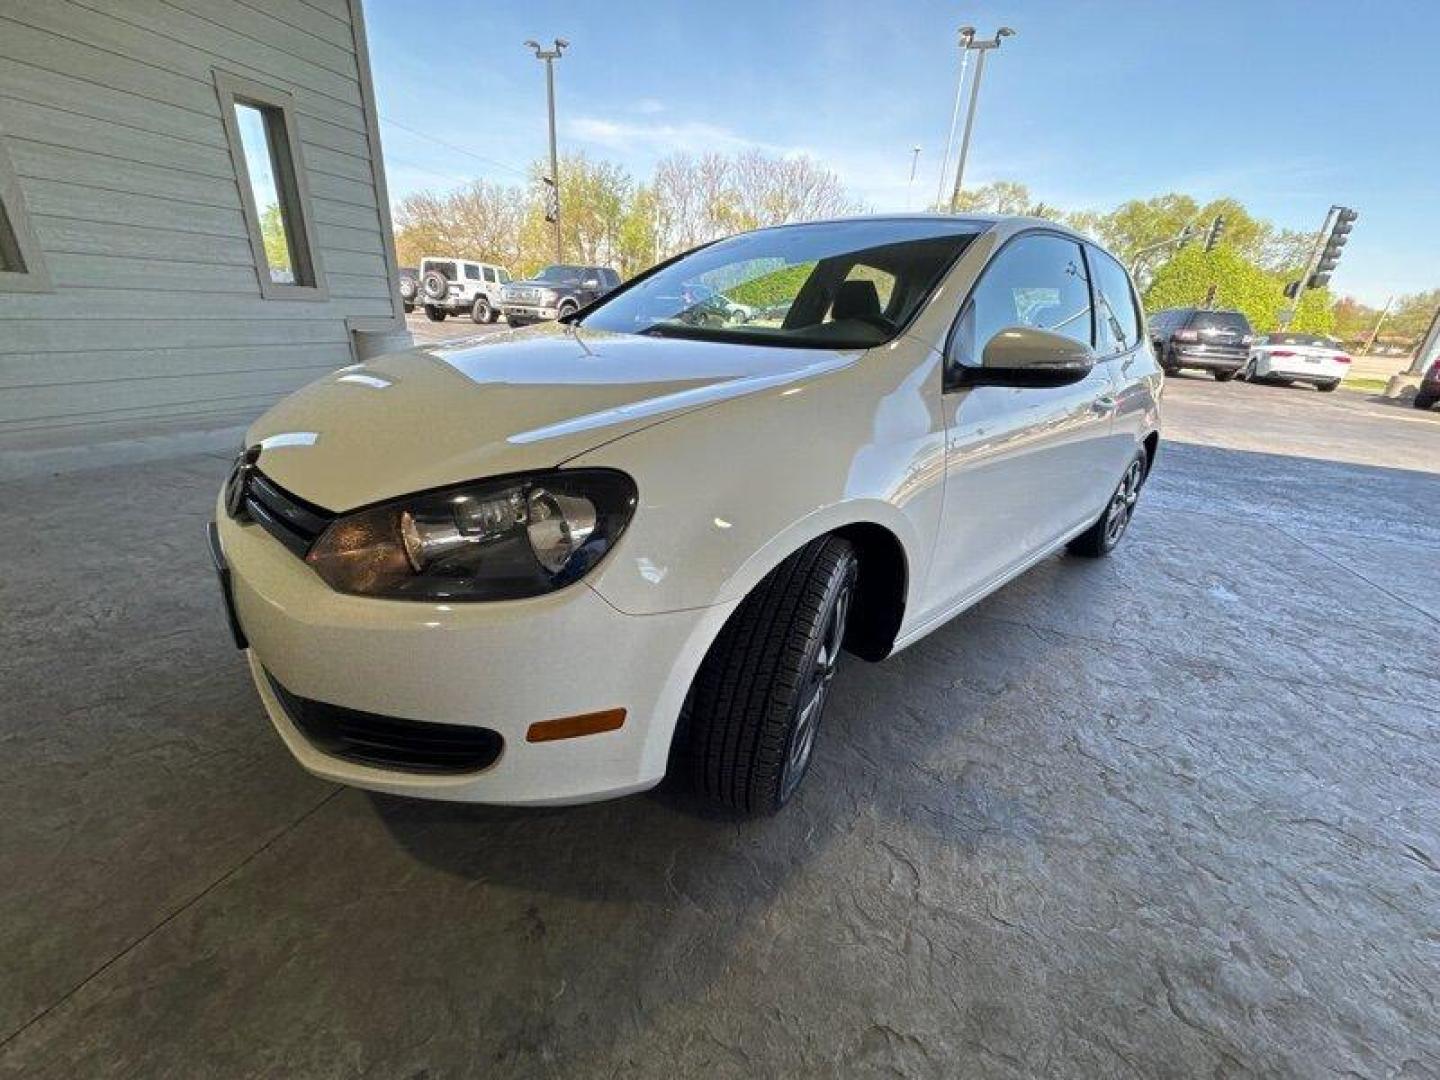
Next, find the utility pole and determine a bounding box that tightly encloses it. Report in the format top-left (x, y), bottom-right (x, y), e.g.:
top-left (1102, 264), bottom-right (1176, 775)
top-left (935, 38), bottom-right (972, 209)
top-left (905, 145), bottom-right (922, 210)
top-left (949, 26), bottom-right (1016, 213)
top-left (525, 38), bottom-right (568, 263)
top-left (1362, 295), bottom-right (1393, 356)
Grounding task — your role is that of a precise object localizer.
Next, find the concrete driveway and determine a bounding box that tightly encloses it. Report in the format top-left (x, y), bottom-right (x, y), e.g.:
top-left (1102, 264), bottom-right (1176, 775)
top-left (1, 377), bottom-right (1436, 1077)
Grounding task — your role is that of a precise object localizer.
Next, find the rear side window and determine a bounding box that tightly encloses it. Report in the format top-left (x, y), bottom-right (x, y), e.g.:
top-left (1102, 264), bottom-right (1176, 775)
top-left (1090, 248), bottom-right (1142, 356)
top-left (1189, 310), bottom-right (1251, 333)
top-left (953, 233), bottom-right (1093, 369)
top-left (464, 264), bottom-right (481, 280)
top-left (483, 267), bottom-right (496, 283)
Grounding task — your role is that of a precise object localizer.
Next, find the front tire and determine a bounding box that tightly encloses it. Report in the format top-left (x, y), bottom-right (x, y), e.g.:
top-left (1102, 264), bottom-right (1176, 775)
top-left (1069, 449), bottom-right (1147, 558)
top-left (1214, 368), bottom-right (1238, 382)
top-left (679, 536), bottom-right (857, 814)
top-left (424, 306), bottom-right (446, 322)
top-left (471, 297), bottom-right (492, 324)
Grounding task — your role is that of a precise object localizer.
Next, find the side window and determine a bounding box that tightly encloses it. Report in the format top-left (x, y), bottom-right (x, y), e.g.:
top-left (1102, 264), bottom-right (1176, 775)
top-left (1090, 248), bottom-right (1142, 356)
top-left (483, 267), bottom-right (496, 283)
top-left (464, 264), bottom-right (481, 281)
top-left (951, 233), bottom-right (1093, 373)
top-left (216, 72), bottom-right (324, 300)
top-left (499, 269), bottom-right (512, 284)
top-left (0, 133), bottom-right (51, 293)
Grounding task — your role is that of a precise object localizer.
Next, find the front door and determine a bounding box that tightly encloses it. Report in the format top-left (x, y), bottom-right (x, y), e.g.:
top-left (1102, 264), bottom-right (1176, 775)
top-left (921, 233), bottom-right (1118, 621)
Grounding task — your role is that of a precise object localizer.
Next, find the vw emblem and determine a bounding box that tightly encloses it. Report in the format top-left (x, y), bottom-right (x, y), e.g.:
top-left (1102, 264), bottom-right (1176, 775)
top-left (225, 445), bottom-right (260, 519)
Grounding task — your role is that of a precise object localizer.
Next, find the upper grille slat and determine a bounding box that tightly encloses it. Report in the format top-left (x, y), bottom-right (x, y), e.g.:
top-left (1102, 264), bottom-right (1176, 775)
top-left (233, 466), bottom-right (333, 557)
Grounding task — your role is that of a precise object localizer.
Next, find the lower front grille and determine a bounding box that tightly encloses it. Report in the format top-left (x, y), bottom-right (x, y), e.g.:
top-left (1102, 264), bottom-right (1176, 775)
top-left (266, 673), bottom-right (504, 775)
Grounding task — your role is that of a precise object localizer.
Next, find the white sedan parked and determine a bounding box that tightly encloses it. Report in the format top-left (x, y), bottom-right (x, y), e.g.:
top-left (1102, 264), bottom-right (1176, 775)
top-left (209, 215), bottom-right (1161, 814)
top-left (1243, 332), bottom-right (1352, 392)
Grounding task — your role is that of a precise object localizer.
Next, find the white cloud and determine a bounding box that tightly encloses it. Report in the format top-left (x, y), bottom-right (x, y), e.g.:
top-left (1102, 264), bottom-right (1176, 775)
top-left (566, 115), bottom-right (793, 157)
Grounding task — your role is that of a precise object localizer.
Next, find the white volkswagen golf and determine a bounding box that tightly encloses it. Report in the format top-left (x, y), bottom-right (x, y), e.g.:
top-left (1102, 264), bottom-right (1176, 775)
top-left (209, 216), bottom-right (1161, 814)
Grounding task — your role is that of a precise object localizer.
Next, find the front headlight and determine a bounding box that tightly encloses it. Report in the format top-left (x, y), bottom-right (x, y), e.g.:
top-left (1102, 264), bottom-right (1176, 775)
top-left (540, 288), bottom-right (559, 304)
top-left (305, 470), bottom-right (637, 601)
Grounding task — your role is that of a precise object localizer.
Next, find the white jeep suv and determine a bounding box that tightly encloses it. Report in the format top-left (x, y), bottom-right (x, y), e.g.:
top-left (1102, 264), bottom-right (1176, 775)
top-left (211, 215), bottom-right (1161, 814)
top-left (417, 257), bottom-right (512, 324)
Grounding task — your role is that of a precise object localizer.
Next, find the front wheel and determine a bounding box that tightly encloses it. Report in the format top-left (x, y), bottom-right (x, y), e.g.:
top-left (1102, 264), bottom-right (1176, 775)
top-left (1069, 450), bottom-right (1147, 558)
top-left (424, 306), bottom-right (446, 322)
top-left (1214, 368), bottom-right (1238, 382)
top-left (471, 297), bottom-right (492, 324)
top-left (678, 536), bottom-right (857, 814)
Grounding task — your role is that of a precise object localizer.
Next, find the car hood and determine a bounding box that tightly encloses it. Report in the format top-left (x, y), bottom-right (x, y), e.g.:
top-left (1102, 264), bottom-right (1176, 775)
top-left (245, 323), bottom-right (856, 512)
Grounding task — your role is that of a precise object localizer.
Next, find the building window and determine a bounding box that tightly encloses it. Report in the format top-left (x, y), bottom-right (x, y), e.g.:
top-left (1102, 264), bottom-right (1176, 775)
top-left (0, 134), bottom-right (51, 293)
top-left (215, 72), bottom-right (326, 301)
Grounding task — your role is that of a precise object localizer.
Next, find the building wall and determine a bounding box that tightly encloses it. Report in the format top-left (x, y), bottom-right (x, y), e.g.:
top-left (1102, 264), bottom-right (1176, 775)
top-left (0, 0), bottom-right (408, 452)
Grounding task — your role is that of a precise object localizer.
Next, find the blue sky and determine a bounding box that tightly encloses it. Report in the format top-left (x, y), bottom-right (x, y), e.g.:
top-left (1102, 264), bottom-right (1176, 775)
top-left (364, 0), bottom-right (1438, 305)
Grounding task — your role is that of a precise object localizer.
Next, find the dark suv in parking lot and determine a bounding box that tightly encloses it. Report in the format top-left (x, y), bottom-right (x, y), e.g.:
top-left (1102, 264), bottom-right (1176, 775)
top-left (500, 265), bottom-right (621, 327)
top-left (1148, 307), bottom-right (1254, 381)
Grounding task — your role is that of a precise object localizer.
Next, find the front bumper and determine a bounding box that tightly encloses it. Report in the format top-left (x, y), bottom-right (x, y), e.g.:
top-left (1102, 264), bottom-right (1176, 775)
top-left (502, 304), bottom-right (559, 322)
top-left (213, 503), bottom-right (735, 805)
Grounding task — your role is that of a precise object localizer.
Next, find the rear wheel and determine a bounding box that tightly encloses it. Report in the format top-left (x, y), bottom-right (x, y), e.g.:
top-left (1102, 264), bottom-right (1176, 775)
top-left (1069, 449), bottom-right (1147, 558)
top-left (424, 306), bottom-right (446, 322)
top-left (1317, 379), bottom-right (1340, 393)
top-left (471, 297), bottom-right (492, 324)
top-left (403, 302), bottom-right (414, 315)
top-left (1414, 390), bottom-right (1438, 410)
top-left (1214, 368), bottom-right (1238, 382)
top-left (678, 536), bottom-right (857, 814)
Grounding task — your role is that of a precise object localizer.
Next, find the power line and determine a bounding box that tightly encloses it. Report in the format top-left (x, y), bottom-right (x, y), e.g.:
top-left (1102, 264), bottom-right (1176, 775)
top-left (377, 115), bottom-right (530, 179)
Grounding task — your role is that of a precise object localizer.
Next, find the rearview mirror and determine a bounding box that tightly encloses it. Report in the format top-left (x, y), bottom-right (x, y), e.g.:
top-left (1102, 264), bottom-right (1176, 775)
top-left (976, 326), bottom-right (1096, 387)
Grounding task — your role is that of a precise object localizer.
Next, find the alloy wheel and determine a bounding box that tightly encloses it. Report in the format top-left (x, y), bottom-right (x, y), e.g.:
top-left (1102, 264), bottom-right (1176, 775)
top-left (780, 573), bottom-right (853, 799)
top-left (1104, 458), bottom-right (1145, 546)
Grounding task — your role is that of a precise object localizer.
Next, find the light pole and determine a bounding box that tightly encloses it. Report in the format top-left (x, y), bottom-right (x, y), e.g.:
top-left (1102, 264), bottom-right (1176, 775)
top-left (949, 26), bottom-right (1015, 213)
top-left (905, 145), bottom-right (922, 210)
top-left (524, 38), bottom-right (568, 263)
top-left (935, 33), bottom-right (972, 209)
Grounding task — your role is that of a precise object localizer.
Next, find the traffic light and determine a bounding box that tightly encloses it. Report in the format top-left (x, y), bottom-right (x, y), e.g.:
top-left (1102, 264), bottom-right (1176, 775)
top-left (1308, 207), bottom-right (1357, 289)
top-left (1204, 215), bottom-right (1225, 252)
top-left (1284, 280), bottom-right (1301, 300)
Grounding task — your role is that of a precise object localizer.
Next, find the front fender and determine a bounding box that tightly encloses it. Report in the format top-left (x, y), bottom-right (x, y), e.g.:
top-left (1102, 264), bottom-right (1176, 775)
top-left (571, 346), bottom-right (946, 620)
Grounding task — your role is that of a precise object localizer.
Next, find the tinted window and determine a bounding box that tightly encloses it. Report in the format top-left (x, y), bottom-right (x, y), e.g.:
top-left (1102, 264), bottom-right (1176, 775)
top-left (952, 233), bottom-right (1093, 369)
top-left (1091, 248), bottom-right (1142, 356)
top-left (464, 264), bottom-right (481, 280)
top-left (499, 268), bottom-right (511, 283)
top-left (1188, 310), bottom-right (1251, 333)
top-left (1266, 332), bottom-right (1338, 347)
top-left (582, 219), bottom-right (981, 349)
top-left (428, 260), bottom-right (457, 281)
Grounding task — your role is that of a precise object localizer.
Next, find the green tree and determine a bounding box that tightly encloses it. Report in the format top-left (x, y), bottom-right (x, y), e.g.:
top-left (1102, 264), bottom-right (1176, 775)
top-left (1142, 245), bottom-right (1334, 334)
top-left (258, 204), bottom-right (292, 276)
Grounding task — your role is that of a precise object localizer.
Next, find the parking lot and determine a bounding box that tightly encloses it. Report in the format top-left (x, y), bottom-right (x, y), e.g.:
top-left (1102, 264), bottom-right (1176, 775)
top-left (2, 375), bottom-right (1437, 1077)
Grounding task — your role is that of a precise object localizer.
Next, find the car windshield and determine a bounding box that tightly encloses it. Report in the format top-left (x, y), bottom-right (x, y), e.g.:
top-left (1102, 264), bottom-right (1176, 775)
top-left (1190, 310), bottom-right (1251, 333)
top-left (1267, 333), bottom-right (1339, 348)
top-left (534, 265), bottom-right (588, 284)
top-left (578, 219), bottom-right (984, 349)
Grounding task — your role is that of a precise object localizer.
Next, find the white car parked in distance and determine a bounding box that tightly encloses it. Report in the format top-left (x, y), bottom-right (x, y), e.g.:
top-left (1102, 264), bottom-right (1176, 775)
top-left (1243, 332), bottom-right (1352, 392)
top-left (417, 256), bottom-right (512, 324)
top-left (209, 215), bottom-right (1162, 814)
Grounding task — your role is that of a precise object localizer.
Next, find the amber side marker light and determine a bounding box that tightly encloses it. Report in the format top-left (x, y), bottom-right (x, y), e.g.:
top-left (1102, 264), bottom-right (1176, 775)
top-left (526, 708), bottom-right (627, 743)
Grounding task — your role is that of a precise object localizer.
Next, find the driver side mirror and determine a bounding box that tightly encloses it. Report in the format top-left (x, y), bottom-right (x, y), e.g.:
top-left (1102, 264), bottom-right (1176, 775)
top-left (972, 325), bottom-right (1096, 387)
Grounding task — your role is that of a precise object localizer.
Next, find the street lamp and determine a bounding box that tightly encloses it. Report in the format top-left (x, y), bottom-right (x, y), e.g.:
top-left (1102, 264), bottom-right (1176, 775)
top-left (524, 38), bottom-right (568, 263)
top-left (948, 26), bottom-right (1015, 212)
top-left (906, 145), bottom-right (922, 210)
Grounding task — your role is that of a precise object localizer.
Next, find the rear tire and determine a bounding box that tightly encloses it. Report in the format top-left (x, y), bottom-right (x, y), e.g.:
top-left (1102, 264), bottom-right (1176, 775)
top-left (1414, 390), bottom-right (1438, 410)
top-left (403, 303), bottom-right (414, 315)
top-left (424, 306), bottom-right (446, 322)
top-left (1317, 379), bottom-right (1340, 393)
top-left (1069, 449), bottom-right (1148, 558)
top-left (678, 536), bottom-right (857, 815)
top-left (1214, 369), bottom-right (1238, 382)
